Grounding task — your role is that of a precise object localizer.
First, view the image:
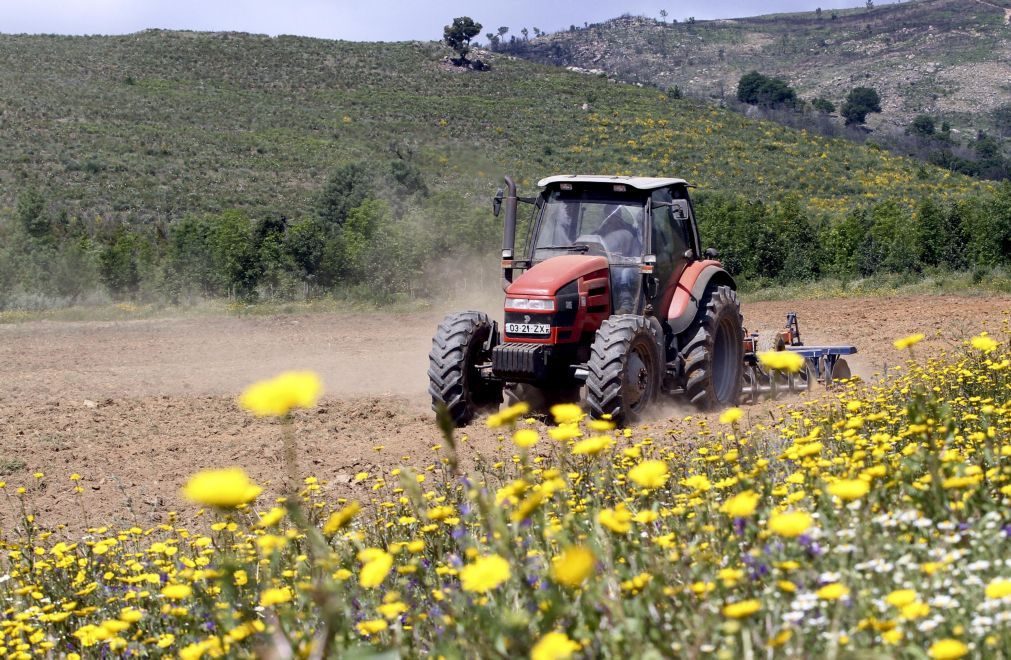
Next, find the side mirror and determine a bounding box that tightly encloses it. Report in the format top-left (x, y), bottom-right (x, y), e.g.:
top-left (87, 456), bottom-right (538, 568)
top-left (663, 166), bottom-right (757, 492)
top-left (492, 189), bottom-right (504, 218)
top-left (704, 247), bottom-right (719, 259)
top-left (683, 249), bottom-right (695, 261)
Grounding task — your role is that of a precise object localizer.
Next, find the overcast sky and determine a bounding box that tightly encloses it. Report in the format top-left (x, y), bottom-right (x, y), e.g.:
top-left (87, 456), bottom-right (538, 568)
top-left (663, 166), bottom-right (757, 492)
top-left (0, 1), bottom-right (900, 41)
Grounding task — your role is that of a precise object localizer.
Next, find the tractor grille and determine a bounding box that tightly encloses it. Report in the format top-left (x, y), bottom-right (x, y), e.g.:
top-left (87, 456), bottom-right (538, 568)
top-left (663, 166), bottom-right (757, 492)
top-left (492, 343), bottom-right (550, 381)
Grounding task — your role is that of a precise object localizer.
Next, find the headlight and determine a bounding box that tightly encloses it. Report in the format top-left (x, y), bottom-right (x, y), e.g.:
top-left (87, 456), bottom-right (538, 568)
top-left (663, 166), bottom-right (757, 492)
top-left (505, 297), bottom-right (555, 311)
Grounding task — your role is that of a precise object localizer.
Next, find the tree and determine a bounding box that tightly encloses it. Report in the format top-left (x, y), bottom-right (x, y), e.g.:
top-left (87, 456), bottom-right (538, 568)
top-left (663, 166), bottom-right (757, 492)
top-left (443, 16), bottom-right (482, 65)
top-left (659, 9), bottom-right (668, 23)
top-left (317, 162), bottom-right (373, 229)
top-left (520, 27), bottom-right (529, 41)
top-left (811, 97), bottom-right (835, 114)
top-left (841, 87), bottom-right (881, 126)
top-left (16, 188), bottom-right (50, 239)
top-left (736, 71), bottom-right (797, 109)
top-left (993, 102), bottom-right (1011, 139)
top-left (908, 114), bottom-right (935, 138)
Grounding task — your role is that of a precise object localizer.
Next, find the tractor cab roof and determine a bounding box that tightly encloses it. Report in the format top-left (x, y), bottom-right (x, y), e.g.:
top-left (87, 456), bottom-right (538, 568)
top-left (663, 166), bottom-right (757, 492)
top-left (537, 174), bottom-right (689, 191)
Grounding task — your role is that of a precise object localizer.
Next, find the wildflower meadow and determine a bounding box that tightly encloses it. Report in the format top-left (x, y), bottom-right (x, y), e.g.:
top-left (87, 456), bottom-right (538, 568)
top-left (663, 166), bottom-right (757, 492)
top-left (1, 323), bottom-right (1010, 658)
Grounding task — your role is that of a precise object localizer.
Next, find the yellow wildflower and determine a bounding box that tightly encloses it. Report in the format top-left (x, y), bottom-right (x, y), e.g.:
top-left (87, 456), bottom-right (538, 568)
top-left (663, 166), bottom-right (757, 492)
top-left (598, 504), bottom-right (633, 534)
top-left (571, 435), bottom-right (613, 456)
top-left (550, 546), bottom-right (595, 588)
top-left (513, 429), bottom-right (539, 449)
top-left (985, 578), bottom-right (1011, 600)
top-left (182, 468), bottom-right (262, 508)
top-left (259, 587), bottom-right (293, 607)
top-left (928, 639), bottom-right (968, 659)
top-left (359, 550), bottom-right (394, 589)
top-left (550, 403), bottom-right (583, 424)
top-left (758, 350), bottom-right (806, 373)
top-left (160, 584), bottom-right (192, 600)
top-left (970, 333), bottom-right (998, 353)
top-left (239, 371), bottom-right (322, 417)
top-left (356, 619), bottom-right (388, 636)
top-left (323, 501), bottom-right (361, 536)
top-left (628, 460), bottom-right (669, 488)
top-left (893, 333), bottom-right (925, 350)
top-left (722, 599), bottom-right (761, 619)
top-left (719, 407), bottom-right (743, 424)
top-left (826, 479), bottom-right (870, 501)
top-left (531, 631), bottom-right (580, 660)
top-left (816, 583), bottom-right (850, 601)
top-left (487, 402), bottom-right (529, 427)
top-left (459, 554), bottom-right (511, 593)
top-left (768, 510), bottom-right (813, 538)
top-left (721, 490), bottom-right (760, 517)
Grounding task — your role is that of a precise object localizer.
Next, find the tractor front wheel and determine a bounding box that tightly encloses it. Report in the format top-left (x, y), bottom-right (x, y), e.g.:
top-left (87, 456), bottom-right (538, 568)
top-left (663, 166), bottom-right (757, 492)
top-left (585, 315), bottom-right (663, 425)
top-left (679, 284), bottom-right (744, 410)
top-left (428, 311), bottom-right (502, 426)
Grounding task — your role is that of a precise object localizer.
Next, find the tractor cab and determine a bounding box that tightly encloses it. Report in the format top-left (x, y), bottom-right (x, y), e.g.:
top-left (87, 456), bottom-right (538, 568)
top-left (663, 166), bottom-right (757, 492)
top-left (506, 176), bottom-right (702, 316)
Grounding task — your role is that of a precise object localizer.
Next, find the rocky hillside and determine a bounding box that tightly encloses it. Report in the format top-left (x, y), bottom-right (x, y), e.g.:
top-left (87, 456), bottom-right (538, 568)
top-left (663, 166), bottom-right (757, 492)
top-left (507, 0), bottom-right (1011, 138)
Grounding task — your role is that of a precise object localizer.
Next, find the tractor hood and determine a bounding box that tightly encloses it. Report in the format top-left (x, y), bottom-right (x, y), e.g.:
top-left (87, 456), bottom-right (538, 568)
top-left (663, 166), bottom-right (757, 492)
top-left (506, 255), bottom-right (610, 297)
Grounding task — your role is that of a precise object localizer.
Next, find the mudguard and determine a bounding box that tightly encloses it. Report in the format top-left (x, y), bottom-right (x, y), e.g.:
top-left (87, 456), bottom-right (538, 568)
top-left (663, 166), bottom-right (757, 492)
top-left (666, 260), bottom-right (736, 335)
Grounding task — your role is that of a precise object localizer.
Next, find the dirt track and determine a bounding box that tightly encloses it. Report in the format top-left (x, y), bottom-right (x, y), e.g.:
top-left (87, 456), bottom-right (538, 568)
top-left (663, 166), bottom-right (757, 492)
top-left (0, 295), bottom-right (1007, 532)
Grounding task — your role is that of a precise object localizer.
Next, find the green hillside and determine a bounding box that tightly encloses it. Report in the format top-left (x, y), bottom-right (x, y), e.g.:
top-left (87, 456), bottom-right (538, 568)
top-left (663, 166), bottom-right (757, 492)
top-left (0, 30), bottom-right (1006, 307)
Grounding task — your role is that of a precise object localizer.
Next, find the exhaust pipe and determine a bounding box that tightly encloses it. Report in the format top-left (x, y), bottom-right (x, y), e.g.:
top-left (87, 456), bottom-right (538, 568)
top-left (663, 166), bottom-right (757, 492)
top-left (501, 175), bottom-right (518, 291)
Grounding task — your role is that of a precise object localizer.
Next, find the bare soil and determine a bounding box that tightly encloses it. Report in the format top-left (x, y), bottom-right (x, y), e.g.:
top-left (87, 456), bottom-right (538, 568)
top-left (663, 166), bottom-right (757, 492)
top-left (0, 295), bottom-right (1007, 533)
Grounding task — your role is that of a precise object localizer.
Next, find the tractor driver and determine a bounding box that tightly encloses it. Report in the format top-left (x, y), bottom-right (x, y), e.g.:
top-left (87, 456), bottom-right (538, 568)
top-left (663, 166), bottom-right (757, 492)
top-left (597, 204), bottom-right (643, 314)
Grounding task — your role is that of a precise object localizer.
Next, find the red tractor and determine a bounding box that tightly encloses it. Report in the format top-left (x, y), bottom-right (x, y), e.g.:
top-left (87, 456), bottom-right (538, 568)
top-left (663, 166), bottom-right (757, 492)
top-left (429, 175), bottom-right (744, 426)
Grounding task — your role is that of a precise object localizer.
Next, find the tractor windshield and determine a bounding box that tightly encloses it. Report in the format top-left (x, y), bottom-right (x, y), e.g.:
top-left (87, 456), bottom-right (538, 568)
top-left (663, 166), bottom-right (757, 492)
top-left (531, 188), bottom-right (646, 264)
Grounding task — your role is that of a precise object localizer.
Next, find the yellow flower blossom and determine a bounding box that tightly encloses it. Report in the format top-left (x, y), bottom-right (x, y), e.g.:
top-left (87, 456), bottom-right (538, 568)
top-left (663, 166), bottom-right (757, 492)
top-left (928, 639), bottom-right (968, 659)
top-left (893, 333), bottom-right (925, 350)
top-left (758, 350), bottom-right (806, 373)
top-left (259, 587), bottom-right (293, 607)
top-left (459, 554), bottom-right (511, 593)
top-left (239, 371), bottom-right (322, 417)
top-left (826, 479), bottom-right (870, 501)
top-left (531, 631), bottom-right (580, 660)
top-left (182, 468), bottom-right (262, 508)
top-left (627, 460), bottom-right (669, 488)
top-left (970, 333), bottom-right (998, 353)
top-left (721, 490), bottom-right (760, 517)
top-left (768, 511), bottom-right (813, 538)
top-left (323, 501), bottom-right (361, 536)
top-left (719, 407), bottom-right (743, 424)
top-left (722, 599), bottom-right (761, 619)
top-left (550, 546), bottom-right (595, 588)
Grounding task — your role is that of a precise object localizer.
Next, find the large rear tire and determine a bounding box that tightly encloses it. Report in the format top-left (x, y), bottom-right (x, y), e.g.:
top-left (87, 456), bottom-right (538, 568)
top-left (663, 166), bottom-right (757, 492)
top-left (585, 315), bottom-right (663, 425)
top-left (679, 284), bottom-right (744, 410)
top-left (428, 311), bottom-right (502, 427)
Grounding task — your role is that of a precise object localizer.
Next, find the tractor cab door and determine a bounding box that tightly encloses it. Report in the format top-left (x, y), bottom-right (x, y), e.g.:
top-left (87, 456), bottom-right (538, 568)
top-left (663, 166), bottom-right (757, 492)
top-left (650, 185), bottom-right (696, 310)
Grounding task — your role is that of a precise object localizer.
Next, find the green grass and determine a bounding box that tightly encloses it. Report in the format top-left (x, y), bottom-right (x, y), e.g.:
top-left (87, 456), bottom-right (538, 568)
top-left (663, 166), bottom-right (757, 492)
top-left (0, 29), bottom-right (990, 228)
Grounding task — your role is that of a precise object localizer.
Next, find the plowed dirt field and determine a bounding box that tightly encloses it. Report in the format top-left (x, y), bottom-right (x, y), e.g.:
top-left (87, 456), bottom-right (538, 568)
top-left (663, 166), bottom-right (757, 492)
top-left (1, 295), bottom-right (1007, 532)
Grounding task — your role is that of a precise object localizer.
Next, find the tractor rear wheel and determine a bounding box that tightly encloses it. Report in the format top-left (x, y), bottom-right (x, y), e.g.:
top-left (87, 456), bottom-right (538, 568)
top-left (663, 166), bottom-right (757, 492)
top-left (585, 315), bottom-right (662, 425)
top-left (679, 284), bottom-right (744, 410)
top-left (428, 311), bottom-right (502, 426)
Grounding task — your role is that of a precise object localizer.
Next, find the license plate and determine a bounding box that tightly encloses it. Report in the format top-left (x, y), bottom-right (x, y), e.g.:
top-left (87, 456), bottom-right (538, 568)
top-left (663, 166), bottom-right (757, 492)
top-left (505, 323), bottom-right (550, 335)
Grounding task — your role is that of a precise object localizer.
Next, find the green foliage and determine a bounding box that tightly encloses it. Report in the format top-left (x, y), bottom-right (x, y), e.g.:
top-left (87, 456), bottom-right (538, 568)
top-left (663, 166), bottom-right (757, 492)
top-left (811, 97), bottom-right (835, 114)
top-left (841, 87), bottom-right (882, 126)
top-left (443, 17), bottom-right (482, 63)
top-left (16, 189), bottom-right (50, 240)
top-left (0, 32), bottom-right (1004, 308)
top-left (317, 163), bottom-right (373, 230)
top-left (909, 114), bottom-right (936, 137)
top-left (98, 229), bottom-right (145, 299)
top-left (736, 71), bottom-right (796, 108)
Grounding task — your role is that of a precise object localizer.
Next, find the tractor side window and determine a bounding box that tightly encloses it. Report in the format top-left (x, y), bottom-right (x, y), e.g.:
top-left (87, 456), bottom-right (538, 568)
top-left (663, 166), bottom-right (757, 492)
top-left (650, 189), bottom-right (687, 284)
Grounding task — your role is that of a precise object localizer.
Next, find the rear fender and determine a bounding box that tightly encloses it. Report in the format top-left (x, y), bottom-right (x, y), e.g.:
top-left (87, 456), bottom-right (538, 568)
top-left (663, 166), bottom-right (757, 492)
top-left (666, 261), bottom-right (736, 335)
